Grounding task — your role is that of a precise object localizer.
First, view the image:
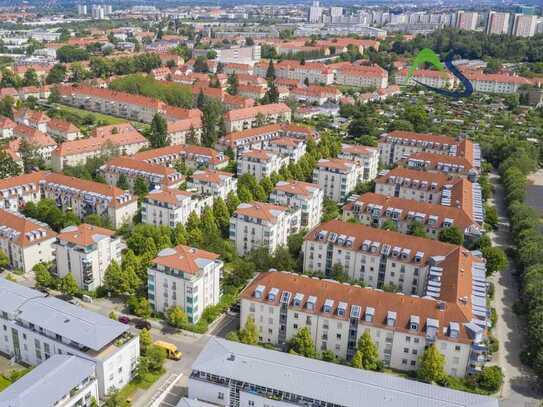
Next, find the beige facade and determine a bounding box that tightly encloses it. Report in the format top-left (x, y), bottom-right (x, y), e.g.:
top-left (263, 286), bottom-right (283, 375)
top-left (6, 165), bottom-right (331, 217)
top-left (237, 150), bottom-right (288, 181)
top-left (187, 169), bottom-right (238, 200)
top-left (269, 180), bottom-right (323, 229)
top-left (313, 158), bottom-right (362, 202)
top-left (338, 144), bottom-right (379, 181)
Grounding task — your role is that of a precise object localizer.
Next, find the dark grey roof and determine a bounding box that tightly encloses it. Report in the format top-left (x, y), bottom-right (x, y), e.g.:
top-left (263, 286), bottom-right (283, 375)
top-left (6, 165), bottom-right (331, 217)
top-left (0, 355), bottom-right (95, 407)
top-left (192, 338), bottom-right (499, 407)
top-left (176, 399), bottom-right (216, 407)
top-left (0, 278), bottom-right (128, 351)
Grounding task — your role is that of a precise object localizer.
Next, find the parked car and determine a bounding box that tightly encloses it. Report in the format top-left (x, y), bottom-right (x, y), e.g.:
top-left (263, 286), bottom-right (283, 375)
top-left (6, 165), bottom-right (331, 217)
top-left (134, 319), bottom-right (151, 330)
top-left (118, 315), bottom-right (130, 324)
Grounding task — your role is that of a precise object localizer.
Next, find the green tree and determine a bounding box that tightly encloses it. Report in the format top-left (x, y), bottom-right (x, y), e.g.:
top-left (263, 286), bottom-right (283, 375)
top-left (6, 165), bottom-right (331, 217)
top-left (266, 60), bottom-right (276, 81)
top-left (149, 113), bottom-right (168, 148)
top-left (476, 366), bottom-right (504, 392)
top-left (264, 81), bottom-right (279, 104)
top-left (417, 344), bottom-right (446, 383)
top-left (22, 68), bottom-right (39, 87)
top-left (134, 176), bottom-right (149, 200)
top-left (381, 220), bottom-right (398, 232)
top-left (0, 96), bottom-right (14, 118)
top-left (239, 316), bottom-right (259, 345)
top-left (60, 273), bottom-right (79, 296)
top-left (351, 350), bottom-right (363, 368)
top-left (166, 306), bottom-right (188, 328)
top-left (127, 296), bottom-right (152, 319)
top-left (45, 64), bottom-right (67, 84)
top-left (103, 260), bottom-right (139, 296)
top-left (438, 226), bottom-right (464, 246)
top-left (116, 173), bottom-right (129, 190)
top-left (226, 191), bottom-right (241, 215)
top-left (0, 150), bottom-right (21, 179)
top-left (226, 73), bottom-right (239, 95)
top-left (139, 328), bottom-right (153, 356)
top-left (289, 327), bottom-right (316, 358)
top-left (408, 221), bottom-right (427, 238)
top-left (213, 197), bottom-right (230, 237)
top-left (237, 185), bottom-right (253, 202)
top-left (321, 198), bottom-right (339, 222)
top-left (33, 263), bottom-right (52, 287)
top-left (482, 246), bottom-right (508, 276)
top-left (356, 331), bottom-right (381, 371)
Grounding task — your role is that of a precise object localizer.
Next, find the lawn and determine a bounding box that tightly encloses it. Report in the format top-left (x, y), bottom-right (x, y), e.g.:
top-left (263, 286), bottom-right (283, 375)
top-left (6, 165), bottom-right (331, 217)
top-left (51, 103), bottom-right (127, 126)
top-left (0, 376), bottom-right (11, 391)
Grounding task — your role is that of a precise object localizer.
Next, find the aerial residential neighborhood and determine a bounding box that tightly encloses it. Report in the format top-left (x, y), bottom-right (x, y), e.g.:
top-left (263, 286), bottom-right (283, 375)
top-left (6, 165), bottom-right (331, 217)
top-left (0, 1), bottom-right (541, 406)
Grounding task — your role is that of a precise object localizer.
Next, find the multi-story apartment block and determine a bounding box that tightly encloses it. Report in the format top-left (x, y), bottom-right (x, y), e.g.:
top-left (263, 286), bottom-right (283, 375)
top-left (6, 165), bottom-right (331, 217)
top-left (313, 158), bottom-right (362, 202)
top-left (405, 151), bottom-right (479, 181)
top-left (464, 71), bottom-right (533, 94)
top-left (0, 116), bottom-right (16, 139)
top-left (40, 172), bottom-right (138, 228)
top-left (216, 123), bottom-right (317, 158)
top-left (0, 172), bottom-right (43, 212)
top-left (343, 193), bottom-right (482, 241)
top-left (147, 245), bottom-right (223, 323)
top-left (142, 189), bottom-right (213, 228)
top-left (303, 219), bottom-right (472, 294)
top-left (269, 180), bottom-right (323, 229)
top-left (395, 68), bottom-right (456, 89)
top-left (14, 124), bottom-right (57, 165)
top-left (486, 11), bottom-right (510, 35)
top-left (237, 150), bottom-right (288, 181)
top-left (267, 137), bottom-right (306, 163)
top-left (240, 267), bottom-right (489, 377)
top-left (14, 108), bottom-right (50, 132)
top-left (255, 60), bottom-right (334, 85)
top-left (167, 118), bottom-right (203, 146)
top-left (0, 354), bottom-right (99, 407)
top-left (101, 157), bottom-right (184, 191)
top-left (289, 85), bottom-right (342, 105)
top-left (0, 278), bottom-right (140, 397)
top-left (331, 63), bottom-right (389, 89)
top-left (189, 337), bottom-right (498, 407)
top-left (339, 144), bottom-right (379, 181)
top-left (223, 103), bottom-right (291, 133)
top-left (132, 144), bottom-right (228, 170)
top-left (188, 169), bottom-right (237, 200)
top-left (374, 168), bottom-right (485, 225)
top-left (512, 13), bottom-right (537, 37)
top-left (378, 130), bottom-right (481, 171)
top-left (456, 10), bottom-right (479, 30)
top-left (229, 202), bottom-right (301, 256)
top-left (55, 224), bottom-right (123, 291)
top-left (0, 209), bottom-right (57, 273)
top-left (46, 117), bottom-right (83, 141)
top-left (51, 123), bottom-right (149, 171)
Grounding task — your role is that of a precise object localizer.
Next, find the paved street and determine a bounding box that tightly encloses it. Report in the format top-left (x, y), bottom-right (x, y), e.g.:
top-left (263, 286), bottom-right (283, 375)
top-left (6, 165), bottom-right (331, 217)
top-left (487, 171), bottom-right (542, 407)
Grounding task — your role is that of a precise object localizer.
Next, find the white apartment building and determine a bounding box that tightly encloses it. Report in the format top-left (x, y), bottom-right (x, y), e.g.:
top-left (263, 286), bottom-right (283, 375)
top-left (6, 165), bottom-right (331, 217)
top-left (267, 137), bottom-right (306, 163)
top-left (0, 172), bottom-right (43, 212)
top-left (147, 245), bottom-right (223, 323)
top-left (0, 116), bottom-right (16, 139)
top-left (269, 180), bottom-right (323, 229)
top-left (395, 68), bottom-right (456, 89)
top-left (0, 209), bottom-right (57, 274)
top-left (512, 14), bottom-right (537, 37)
top-left (465, 72), bottom-right (533, 94)
top-left (486, 11), bottom-right (510, 35)
top-left (188, 337), bottom-right (497, 407)
top-left (55, 224), bottom-right (124, 291)
top-left (142, 189), bottom-right (213, 228)
top-left (14, 124), bottom-right (57, 165)
top-left (101, 157), bottom-right (185, 192)
top-left (313, 158), bottom-right (362, 202)
top-left (240, 269), bottom-right (489, 378)
top-left (405, 152), bottom-right (480, 182)
top-left (255, 60), bottom-right (334, 85)
top-left (229, 202), bottom-right (301, 256)
top-left (46, 118), bottom-right (83, 141)
top-left (339, 144), bottom-right (379, 181)
top-left (343, 193), bottom-right (482, 241)
top-left (224, 104), bottom-right (292, 133)
top-left (237, 150), bottom-right (288, 181)
top-left (456, 11), bottom-right (478, 30)
top-left (188, 169), bottom-right (237, 200)
top-left (0, 355), bottom-right (99, 407)
top-left (332, 64), bottom-right (389, 89)
top-left (0, 278), bottom-right (140, 397)
top-left (303, 218), bottom-right (471, 295)
top-left (132, 144), bottom-right (228, 171)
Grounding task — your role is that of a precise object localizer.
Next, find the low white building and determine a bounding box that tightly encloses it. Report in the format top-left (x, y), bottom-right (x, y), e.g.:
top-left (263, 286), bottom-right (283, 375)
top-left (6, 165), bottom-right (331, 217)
top-left (55, 224), bottom-right (124, 291)
top-left (147, 245), bottom-right (223, 323)
top-left (267, 137), bottom-right (306, 163)
top-left (339, 144), bottom-right (379, 181)
top-left (0, 355), bottom-right (99, 407)
top-left (0, 278), bottom-right (140, 397)
top-left (0, 116), bottom-right (16, 139)
top-left (237, 150), bottom-right (288, 181)
top-left (188, 169), bottom-right (237, 200)
top-left (188, 337), bottom-right (498, 406)
top-left (313, 158), bottom-right (362, 202)
top-left (0, 209), bottom-right (57, 273)
top-left (269, 180), bottom-right (323, 229)
top-left (229, 202), bottom-right (301, 256)
top-left (142, 189), bottom-right (213, 228)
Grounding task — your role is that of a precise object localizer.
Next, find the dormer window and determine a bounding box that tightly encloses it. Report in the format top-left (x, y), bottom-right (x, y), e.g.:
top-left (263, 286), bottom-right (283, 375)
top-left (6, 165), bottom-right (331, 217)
top-left (410, 315), bottom-right (420, 331)
top-left (337, 302), bottom-right (347, 317)
top-left (307, 296), bottom-right (317, 311)
top-left (268, 287), bottom-right (279, 301)
top-left (255, 285), bottom-right (265, 299)
top-left (387, 311), bottom-right (396, 327)
top-left (323, 299), bottom-right (334, 313)
top-left (365, 307), bottom-right (375, 322)
top-left (293, 292), bottom-right (304, 307)
top-left (449, 322), bottom-right (459, 339)
top-left (415, 251), bottom-right (424, 263)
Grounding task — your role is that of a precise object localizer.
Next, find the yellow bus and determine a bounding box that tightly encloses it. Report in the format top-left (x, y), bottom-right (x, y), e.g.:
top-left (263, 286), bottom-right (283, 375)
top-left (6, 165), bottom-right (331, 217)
top-left (154, 340), bottom-right (182, 360)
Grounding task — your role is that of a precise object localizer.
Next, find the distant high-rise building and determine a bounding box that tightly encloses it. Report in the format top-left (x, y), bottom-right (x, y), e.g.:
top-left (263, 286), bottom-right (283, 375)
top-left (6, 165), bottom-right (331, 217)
top-left (512, 13), bottom-right (537, 37)
top-left (486, 11), bottom-right (510, 35)
top-left (309, 1), bottom-right (322, 23)
top-left (105, 4), bottom-right (112, 14)
top-left (77, 4), bottom-right (87, 15)
top-left (330, 6), bottom-right (343, 19)
top-left (517, 5), bottom-right (536, 15)
top-left (456, 10), bottom-right (478, 30)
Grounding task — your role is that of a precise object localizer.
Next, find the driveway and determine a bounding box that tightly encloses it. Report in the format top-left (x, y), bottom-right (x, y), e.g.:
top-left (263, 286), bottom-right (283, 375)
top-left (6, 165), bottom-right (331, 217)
top-left (487, 171), bottom-right (542, 406)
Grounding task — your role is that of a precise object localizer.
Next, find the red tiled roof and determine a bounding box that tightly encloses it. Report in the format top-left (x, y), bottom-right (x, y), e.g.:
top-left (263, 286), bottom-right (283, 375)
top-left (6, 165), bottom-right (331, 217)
top-left (316, 158), bottom-right (358, 172)
top-left (381, 130), bottom-right (457, 146)
top-left (14, 124), bottom-right (57, 148)
top-left (191, 169), bottom-right (235, 184)
top-left (234, 201), bottom-right (289, 223)
top-left (57, 223), bottom-right (115, 246)
top-left (0, 208), bottom-right (57, 247)
top-left (151, 244), bottom-right (220, 274)
top-left (225, 103), bottom-right (290, 122)
top-left (273, 180), bottom-right (320, 197)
